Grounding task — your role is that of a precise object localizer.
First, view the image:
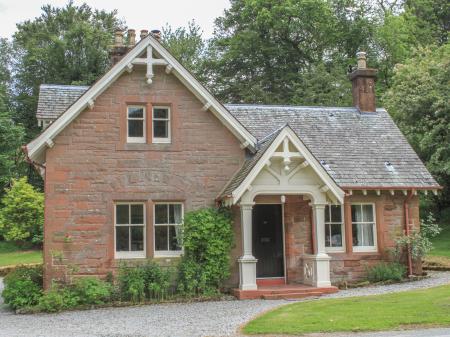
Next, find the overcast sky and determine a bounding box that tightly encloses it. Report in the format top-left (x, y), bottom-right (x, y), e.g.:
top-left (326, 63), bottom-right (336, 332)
top-left (0, 0), bottom-right (230, 39)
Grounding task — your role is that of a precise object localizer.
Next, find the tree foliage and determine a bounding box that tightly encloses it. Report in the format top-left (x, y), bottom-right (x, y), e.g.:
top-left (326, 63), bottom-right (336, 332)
top-left (0, 177), bottom-right (44, 244)
top-left (12, 1), bottom-right (123, 136)
top-left (384, 44), bottom-right (450, 208)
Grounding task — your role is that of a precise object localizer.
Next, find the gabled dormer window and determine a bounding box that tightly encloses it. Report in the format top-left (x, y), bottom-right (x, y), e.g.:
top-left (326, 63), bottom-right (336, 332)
top-left (152, 106), bottom-right (170, 143)
top-left (127, 106), bottom-right (146, 143)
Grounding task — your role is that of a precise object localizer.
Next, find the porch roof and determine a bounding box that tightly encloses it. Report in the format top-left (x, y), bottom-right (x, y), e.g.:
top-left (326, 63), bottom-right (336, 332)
top-left (220, 104), bottom-right (439, 198)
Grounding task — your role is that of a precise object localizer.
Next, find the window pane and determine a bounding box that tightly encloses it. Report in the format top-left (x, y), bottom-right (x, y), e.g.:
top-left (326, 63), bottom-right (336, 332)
top-left (116, 226), bottom-right (130, 251)
top-left (363, 204), bottom-right (374, 222)
top-left (155, 226), bottom-right (168, 251)
top-left (128, 107), bottom-right (144, 118)
top-left (155, 204), bottom-right (168, 224)
top-left (153, 120), bottom-right (168, 138)
top-left (351, 205), bottom-right (363, 222)
top-left (330, 223), bottom-right (343, 247)
top-left (128, 120), bottom-right (144, 138)
top-left (330, 205), bottom-right (341, 222)
top-left (116, 205), bottom-right (129, 225)
top-left (130, 204), bottom-right (144, 224)
top-left (130, 226), bottom-right (144, 251)
top-left (362, 223), bottom-right (374, 246)
top-left (153, 108), bottom-right (168, 119)
top-left (325, 206), bottom-right (330, 222)
top-left (169, 204), bottom-right (182, 224)
top-left (325, 224), bottom-right (331, 247)
top-left (169, 226), bottom-right (182, 251)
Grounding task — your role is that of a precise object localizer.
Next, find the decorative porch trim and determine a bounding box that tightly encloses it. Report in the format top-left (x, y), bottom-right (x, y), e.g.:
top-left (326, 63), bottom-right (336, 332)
top-left (231, 126), bottom-right (345, 205)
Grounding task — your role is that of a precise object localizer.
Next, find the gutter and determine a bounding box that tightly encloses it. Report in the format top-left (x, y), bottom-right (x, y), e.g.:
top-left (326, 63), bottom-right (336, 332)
top-left (404, 189), bottom-right (415, 276)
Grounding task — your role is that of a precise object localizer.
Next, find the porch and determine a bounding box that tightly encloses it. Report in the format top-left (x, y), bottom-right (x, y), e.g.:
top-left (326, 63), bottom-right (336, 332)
top-left (219, 127), bottom-right (346, 298)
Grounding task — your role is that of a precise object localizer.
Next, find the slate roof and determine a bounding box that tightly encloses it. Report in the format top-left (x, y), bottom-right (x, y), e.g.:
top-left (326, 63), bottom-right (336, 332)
top-left (36, 84), bottom-right (89, 120)
top-left (221, 104), bottom-right (439, 194)
top-left (35, 85), bottom-right (439, 191)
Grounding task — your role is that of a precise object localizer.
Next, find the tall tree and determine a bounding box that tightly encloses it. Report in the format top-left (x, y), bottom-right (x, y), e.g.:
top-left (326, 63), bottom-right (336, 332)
top-left (384, 44), bottom-right (450, 211)
top-left (161, 21), bottom-right (207, 82)
top-left (206, 0), bottom-right (377, 105)
top-left (12, 1), bottom-right (123, 138)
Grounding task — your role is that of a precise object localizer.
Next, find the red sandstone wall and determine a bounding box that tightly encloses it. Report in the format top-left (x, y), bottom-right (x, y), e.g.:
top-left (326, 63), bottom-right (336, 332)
top-left (43, 67), bottom-right (245, 286)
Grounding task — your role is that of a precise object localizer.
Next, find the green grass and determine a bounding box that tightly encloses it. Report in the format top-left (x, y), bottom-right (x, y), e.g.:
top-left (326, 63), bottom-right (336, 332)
top-left (0, 241), bottom-right (42, 267)
top-left (429, 226), bottom-right (450, 257)
top-left (243, 285), bottom-right (450, 335)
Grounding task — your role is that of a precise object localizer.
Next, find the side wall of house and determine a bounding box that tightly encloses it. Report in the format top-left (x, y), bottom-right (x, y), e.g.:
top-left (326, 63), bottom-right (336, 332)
top-left (43, 67), bottom-right (245, 287)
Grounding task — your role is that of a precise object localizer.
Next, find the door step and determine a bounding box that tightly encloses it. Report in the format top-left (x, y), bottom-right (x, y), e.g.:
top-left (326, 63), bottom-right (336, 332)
top-left (233, 285), bottom-right (338, 300)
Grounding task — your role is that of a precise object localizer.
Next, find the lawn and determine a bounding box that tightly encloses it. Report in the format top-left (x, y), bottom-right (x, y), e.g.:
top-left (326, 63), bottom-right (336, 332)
top-left (243, 285), bottom-right (450, 335)
top-left (0, 241), bottom-right (42, 267)
top-left (429, 226), bottom-right (450, 257)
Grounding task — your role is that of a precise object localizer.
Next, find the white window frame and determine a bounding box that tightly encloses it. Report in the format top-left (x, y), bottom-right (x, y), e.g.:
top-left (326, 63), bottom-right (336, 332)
top-left (153, 202), bottom-right (183, 257)
top-left (127, 105), bottom-right (146, 143)
top-left (152, 106), bottom-right (171, 144)
top-left (325, 204), bottom-right (345, 253)
top-left (351, 203), bottom-right (377, 252)
top-left (114, 202), bottom-right (146, 259)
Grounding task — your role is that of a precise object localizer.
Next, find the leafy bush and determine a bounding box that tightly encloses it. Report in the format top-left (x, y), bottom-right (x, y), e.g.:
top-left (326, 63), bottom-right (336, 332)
top-left (37, 286), bottom-right (79, 313)
top-left (0, 177), bottom-right (44, 244)
top-left (177, 208), bottom-right (234, 296)
top-left (73, 277), bottom-right (112, 305)
top-left (1, 265), bottom-right (43, 309)
top-left (118, 261), bottom-right (171, 302)
top-left (366, 262), bottom-right (406, 283)
top-left (395, 213), bottom-right (441, 260)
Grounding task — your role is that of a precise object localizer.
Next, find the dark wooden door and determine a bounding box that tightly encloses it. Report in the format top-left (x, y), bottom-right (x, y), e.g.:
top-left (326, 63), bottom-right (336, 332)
top-left (252, 204), bottom-right (284, 278)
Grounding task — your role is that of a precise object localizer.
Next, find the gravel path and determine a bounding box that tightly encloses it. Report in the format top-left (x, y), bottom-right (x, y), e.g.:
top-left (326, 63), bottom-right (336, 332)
top-left (0, 272), bottom-right (449, 337)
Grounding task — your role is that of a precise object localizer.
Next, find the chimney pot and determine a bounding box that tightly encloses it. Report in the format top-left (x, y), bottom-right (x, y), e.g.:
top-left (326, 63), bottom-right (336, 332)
top-left (356, 51), bottom-right (367, 69)
top-left (127, 29), bottom-right (136, 46)
top-left (151, 29), bottom-right (161, 41)
top-left (140, 29), bottom-right (149, 40)
top-left (114, 30), bottom-right (124, 47)
top-left (349, 51), bottom-right (377, 112)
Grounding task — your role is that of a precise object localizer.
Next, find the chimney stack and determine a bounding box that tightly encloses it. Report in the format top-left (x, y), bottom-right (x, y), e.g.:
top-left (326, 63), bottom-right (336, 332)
top-left (127, 29), bottom-right (136, 46)
top-left (349, 51), bottom-right (377, 112)
top-left (140, 29), bottom-right (149, 40)
top-left (151, 29), bottom-right (161, 41)
top-left (110, 29), bottom-right (139, 65)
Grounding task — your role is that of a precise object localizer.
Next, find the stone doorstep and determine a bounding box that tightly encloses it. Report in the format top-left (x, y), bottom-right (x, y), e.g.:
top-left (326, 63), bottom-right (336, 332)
top-left (232, 284), bottom-right (338, 300)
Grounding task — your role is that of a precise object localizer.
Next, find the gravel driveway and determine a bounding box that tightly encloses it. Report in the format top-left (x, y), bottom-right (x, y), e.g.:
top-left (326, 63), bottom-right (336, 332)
top-left (0, 272), bottom-right (449, 337)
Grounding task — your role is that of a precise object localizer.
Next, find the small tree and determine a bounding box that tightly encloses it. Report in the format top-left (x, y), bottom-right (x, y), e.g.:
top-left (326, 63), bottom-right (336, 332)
top-left (177, 208), bottom-right (234, 296)
top-left (0, 177), bottom-right (44, 244)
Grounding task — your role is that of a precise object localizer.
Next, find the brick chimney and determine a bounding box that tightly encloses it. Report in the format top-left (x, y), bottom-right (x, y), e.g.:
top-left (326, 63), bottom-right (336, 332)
top-left (110, 30), bottom-right (128, 65)
top-left (348, 52), bottom-right (378, 112)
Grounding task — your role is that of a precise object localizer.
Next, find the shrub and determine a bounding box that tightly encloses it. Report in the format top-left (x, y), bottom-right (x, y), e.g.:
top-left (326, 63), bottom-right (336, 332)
top-left (73, 277), bottom-right (112, 305)
top-left (118, 262), bottom-right (171, 302)
top-left (366, 262), bottom-right (406, 283)
top-left (1, 265), bottom-right (43, 309)
top-left (395, 213), bottom-right (441, 260)
top-left (177, 208), bottom-right (234, 296)
top-left (0, 177), bottom-right (44, 244)
top-left (37, 287), bottom-right (79, 313)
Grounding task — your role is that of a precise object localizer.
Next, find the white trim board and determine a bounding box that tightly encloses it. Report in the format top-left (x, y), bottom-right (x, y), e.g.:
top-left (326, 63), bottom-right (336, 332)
top-left (230, 126), bottom-right (345, 204)
top-left (26, 34), bottom-right (257, 163)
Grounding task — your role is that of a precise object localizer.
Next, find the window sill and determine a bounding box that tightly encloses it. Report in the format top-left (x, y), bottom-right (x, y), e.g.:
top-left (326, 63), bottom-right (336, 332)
top-left (116, 143), bottom-right (181, 152)
top-left (152, 138), bottom-right (171, 144)
top-left (115, 252), bottom-right (146, 259)
top-left (325, 247), bottom-right (345, 253)
top-left (352, 247), bottom-right (378, 253)
top-left (154, 251), bottom-right (183, 258)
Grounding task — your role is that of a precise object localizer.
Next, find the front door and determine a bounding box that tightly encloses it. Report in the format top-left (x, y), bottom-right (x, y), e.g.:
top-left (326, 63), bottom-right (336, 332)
top-left (252, 204), bottom-right (284, 278)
